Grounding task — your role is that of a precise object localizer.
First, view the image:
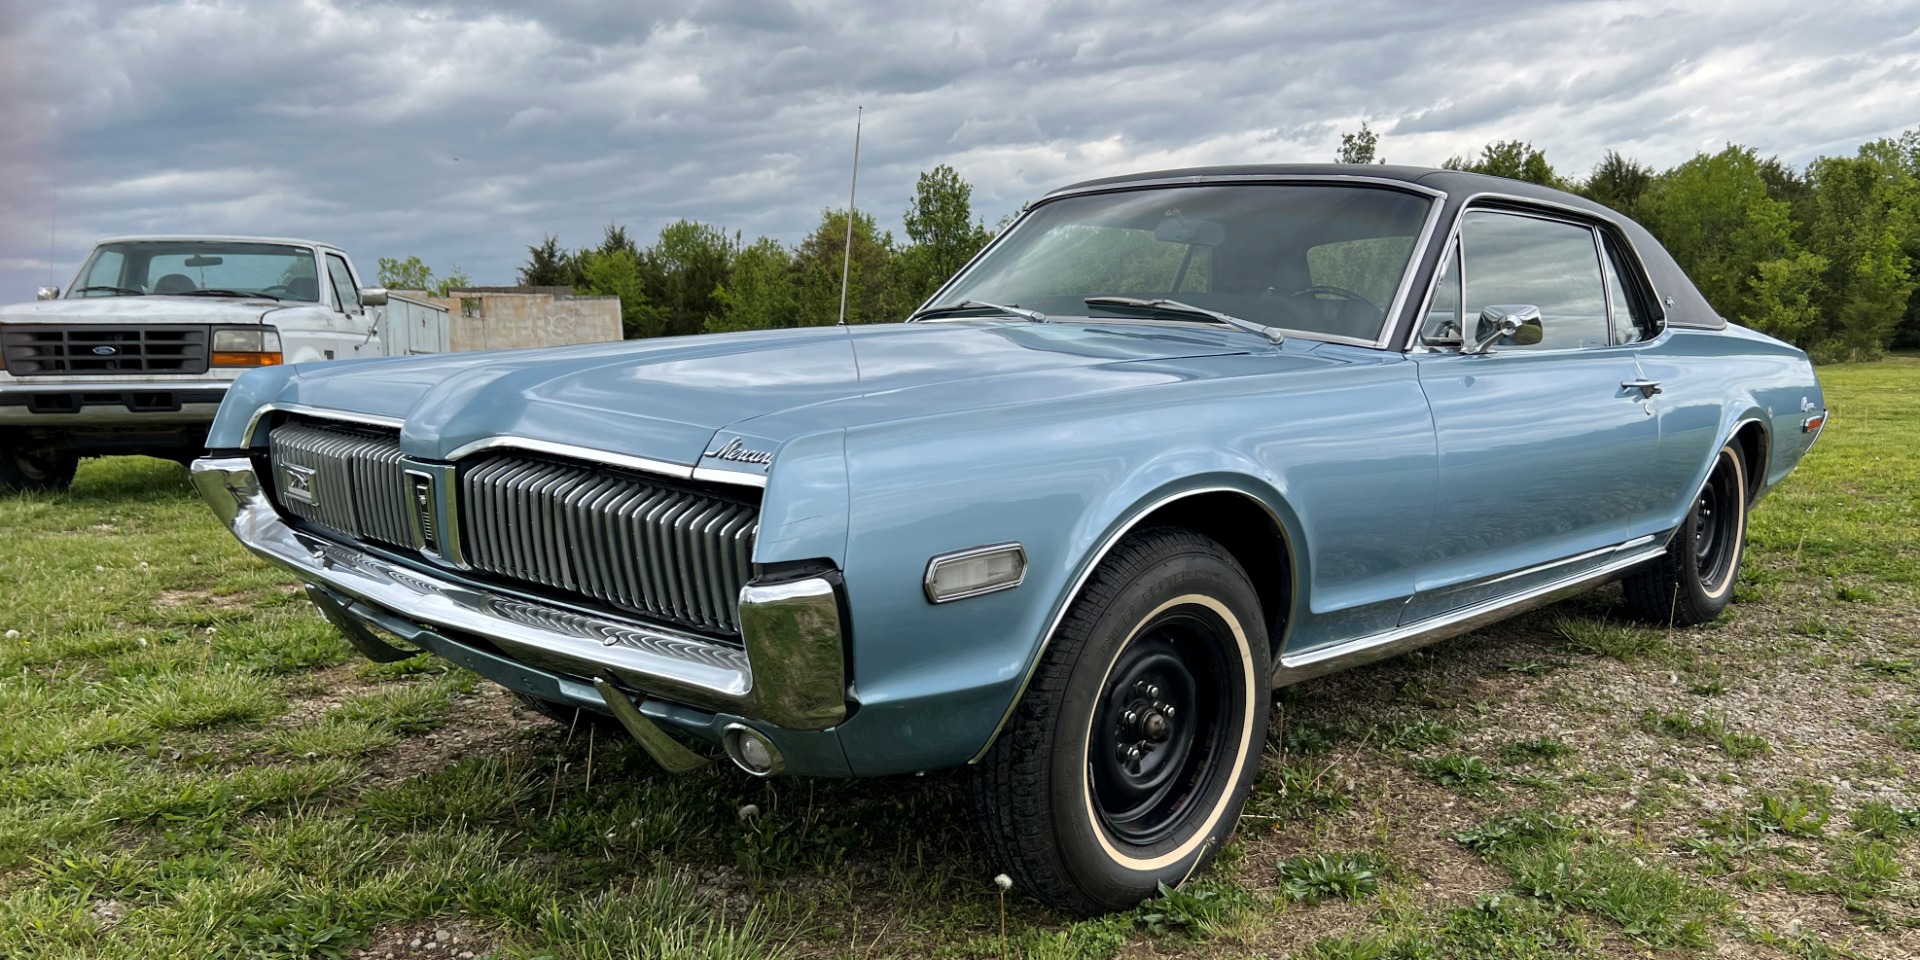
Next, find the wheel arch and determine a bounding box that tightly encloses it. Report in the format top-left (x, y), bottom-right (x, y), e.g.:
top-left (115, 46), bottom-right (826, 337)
top-left (967, 477), bottom-right (1302, 763)
top-left (1727, 416), bottom-right (1769, 502)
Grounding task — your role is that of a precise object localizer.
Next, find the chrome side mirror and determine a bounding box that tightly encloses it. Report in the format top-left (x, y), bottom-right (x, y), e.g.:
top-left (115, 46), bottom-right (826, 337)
top-left (35, 286), bottom-right (59, 301)
top-left (357, 287), bottom-right (390, 306)
top-left (1466, 304), bottom-right (1543, 354)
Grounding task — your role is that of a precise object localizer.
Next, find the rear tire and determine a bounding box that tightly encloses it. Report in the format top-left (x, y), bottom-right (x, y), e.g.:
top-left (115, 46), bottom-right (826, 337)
top-left (965, 527), bottom-right (1271, 916)
top-left (0, 437), bottom-right (78, 494)
top-left (1624, 440), bottom-right (1748, 627)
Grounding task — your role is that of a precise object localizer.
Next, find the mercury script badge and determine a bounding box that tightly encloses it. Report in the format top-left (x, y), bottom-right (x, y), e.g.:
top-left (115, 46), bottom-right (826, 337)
top-left (702, 437), bottom-right (774, 470)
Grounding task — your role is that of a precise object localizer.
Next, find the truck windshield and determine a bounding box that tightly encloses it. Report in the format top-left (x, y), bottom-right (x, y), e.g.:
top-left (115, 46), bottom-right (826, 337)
top-left (926, 183), bottom-right (1433, 345)
top-left (70, 241), bottom-right (320, 302)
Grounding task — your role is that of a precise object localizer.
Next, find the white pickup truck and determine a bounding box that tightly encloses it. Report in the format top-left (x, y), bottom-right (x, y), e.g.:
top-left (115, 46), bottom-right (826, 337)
top-left (0, 235), bottom-right (449, 492)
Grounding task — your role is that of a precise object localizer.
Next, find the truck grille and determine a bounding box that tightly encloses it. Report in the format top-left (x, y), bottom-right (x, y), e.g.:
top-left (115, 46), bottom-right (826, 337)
top-left (460, 455), bottom-right (759, 636)
top-left (0, 325), bottom-right (211, 375)
top-left (265, 419), bottom-right (759, 638)
top-left (268, 422), bottom-right (417, 550)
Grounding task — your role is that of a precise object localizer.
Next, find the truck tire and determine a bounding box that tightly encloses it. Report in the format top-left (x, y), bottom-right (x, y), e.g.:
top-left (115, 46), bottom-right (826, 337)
top-left (1623, 440), bottom-right (1748, 627)
top-left (0, 440), bottom-right (79, 494)
top-left (965, 527), bottom-right (1271, 915)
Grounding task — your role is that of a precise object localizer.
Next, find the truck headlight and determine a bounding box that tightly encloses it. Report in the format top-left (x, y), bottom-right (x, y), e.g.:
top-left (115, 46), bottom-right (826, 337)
top-left (211, 327), bottom-right (283, 367)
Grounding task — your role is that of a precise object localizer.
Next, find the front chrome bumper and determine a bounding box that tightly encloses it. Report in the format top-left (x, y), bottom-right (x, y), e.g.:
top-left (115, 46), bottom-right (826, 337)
top-left (190, 456), bottom-right (849, 732)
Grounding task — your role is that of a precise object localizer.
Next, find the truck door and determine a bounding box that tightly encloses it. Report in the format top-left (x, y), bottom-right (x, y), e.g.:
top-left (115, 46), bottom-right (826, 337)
top-left (324, 252), bottom-right (381, 357)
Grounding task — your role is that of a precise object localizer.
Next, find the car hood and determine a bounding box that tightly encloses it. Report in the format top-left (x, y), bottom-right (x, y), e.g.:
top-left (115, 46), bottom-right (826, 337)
top-left (0, 296), bottom-right (297, 323)
top-left (233, 321), bottom-right (1287, 468)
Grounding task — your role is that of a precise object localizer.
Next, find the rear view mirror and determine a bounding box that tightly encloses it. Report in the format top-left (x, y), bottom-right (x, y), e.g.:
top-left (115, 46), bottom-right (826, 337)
top-left (1154, 213), bottom-right (1224, 247)
top-left (358, 287), bottom-right (390, 306)
top-left (184, 255), bottom-right (224, 268)
top-left (35, 286), bottom-right (59, 300)
top-left (1466, 304), bottom-right (1544, 354)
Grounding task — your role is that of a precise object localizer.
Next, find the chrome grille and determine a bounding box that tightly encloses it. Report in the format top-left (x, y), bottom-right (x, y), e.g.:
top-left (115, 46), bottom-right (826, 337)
top-left (268, 422), bottom-right (415, 549)
top-left (459, 456), bottom-right (759, 635)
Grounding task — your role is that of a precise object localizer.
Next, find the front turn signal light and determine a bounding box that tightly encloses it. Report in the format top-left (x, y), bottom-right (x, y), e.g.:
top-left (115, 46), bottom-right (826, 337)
top-left (212, 327), bottom-right (284, 367)
top-left (924, 542), bottom-right (1028, 603)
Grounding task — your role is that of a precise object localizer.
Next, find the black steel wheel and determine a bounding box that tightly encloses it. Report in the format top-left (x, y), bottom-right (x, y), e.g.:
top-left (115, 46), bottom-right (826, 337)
top-left (1625, 440), bottom-right (1749, 626)
top-left (966, 527), bottom-right (1271, 916)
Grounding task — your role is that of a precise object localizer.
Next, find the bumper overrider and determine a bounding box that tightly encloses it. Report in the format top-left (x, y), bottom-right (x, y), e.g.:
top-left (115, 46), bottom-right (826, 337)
top-left (190, 455), bottom-right (853, 777)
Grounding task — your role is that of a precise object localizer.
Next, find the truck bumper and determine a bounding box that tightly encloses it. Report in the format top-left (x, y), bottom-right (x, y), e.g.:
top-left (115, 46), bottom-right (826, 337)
top-left (189, 455), bottom-right (855, 777)
top-left (0, 382), bottom-right (229, 426)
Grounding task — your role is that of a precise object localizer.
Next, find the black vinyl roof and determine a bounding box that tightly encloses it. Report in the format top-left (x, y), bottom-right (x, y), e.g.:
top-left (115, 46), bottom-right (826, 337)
top-left (1045, 164), bottom-right (1724, 331)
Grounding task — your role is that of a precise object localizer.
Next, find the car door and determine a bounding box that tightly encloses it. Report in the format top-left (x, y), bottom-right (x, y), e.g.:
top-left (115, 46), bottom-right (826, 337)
top-left (323, 252), bottom-right (380, 358)
top-left (1403, 208), bottom-right (1660, 624)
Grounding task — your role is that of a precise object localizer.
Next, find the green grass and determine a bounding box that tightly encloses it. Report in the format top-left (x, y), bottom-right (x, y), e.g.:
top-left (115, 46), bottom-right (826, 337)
top-left (3, 362), bottom-right (1920, 958)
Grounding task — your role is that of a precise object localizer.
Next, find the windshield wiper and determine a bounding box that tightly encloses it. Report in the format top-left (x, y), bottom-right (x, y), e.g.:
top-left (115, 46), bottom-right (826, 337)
top-left (71, 285), bottom-right (145, 296)
top-left (1084, 296), bottom-right (1284, 344)
top-left (176, 289), bottom-right (281, 301)
top-left (907, 299), bottom-right (1047, 323)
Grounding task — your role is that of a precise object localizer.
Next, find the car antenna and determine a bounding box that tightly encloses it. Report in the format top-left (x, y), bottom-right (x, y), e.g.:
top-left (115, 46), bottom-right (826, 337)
top-left (836, 105), bottom-right (862, 327)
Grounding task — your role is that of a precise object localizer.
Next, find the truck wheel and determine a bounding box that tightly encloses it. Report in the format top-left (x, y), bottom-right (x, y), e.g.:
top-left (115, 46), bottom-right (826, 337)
top-left (0, 441), bottom-right (79, 494)
top-left (966, 527), bottom-right (1271, 915)
top-left (1624, 440), bottom-right (1748, 627)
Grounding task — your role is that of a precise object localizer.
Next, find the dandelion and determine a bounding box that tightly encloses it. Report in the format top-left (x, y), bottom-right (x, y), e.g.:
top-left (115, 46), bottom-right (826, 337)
top-left (94, 565), bottom-right (106, 573)
top-left (994, 873), bottom-right (1014, 956)
top-left (137, 561), bottom-right (150, 570)
top-left (737, 803), bottom-right (761, 820)
top-left (993, 874), bottom-right (1012, 891)
top-left (204, 626), bottom-right (217, 635)
top-left (136, 637), bottom-right (149, 648)
top-left (3, 630), bottom-right (18, 640)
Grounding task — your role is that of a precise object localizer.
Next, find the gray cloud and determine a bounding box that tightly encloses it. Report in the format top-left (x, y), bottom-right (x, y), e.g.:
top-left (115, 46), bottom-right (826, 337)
top-left (3, 0), bottom-right (1918, 298)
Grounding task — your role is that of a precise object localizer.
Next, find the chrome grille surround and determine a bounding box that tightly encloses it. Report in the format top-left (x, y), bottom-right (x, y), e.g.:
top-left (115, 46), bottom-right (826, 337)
top-left (264, 417), bottom-right (761, 638)
top-left (460, 455), bottom-right (759, 635)
top-left (268, 421), bottom-right (415, 549)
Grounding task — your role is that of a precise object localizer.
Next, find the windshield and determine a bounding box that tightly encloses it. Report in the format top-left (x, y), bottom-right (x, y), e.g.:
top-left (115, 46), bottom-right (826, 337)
top-left (69, 241), bottom-right (320, 301)
top-left (930, 184), bottom-right (1433, 343)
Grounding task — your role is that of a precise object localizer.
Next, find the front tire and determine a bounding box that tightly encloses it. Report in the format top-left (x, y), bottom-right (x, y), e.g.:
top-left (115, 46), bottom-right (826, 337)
top-left (0, 437), bottom-right (78, 494)
top-left (966, 527), bottom-right (1271, 915)
top-left (1624, 440), bottom-right (1749, 626)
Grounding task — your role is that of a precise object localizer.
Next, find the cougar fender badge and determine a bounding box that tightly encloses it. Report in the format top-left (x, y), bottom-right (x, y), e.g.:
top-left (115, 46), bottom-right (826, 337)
top-left (702, 437), bottom-right (774, 470)
top-left (282, 463), bottom-right (318, 503)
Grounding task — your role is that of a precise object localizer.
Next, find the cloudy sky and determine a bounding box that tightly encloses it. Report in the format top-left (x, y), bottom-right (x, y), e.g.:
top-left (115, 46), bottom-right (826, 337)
top-left (2, 0), bottom-right (1917, 300)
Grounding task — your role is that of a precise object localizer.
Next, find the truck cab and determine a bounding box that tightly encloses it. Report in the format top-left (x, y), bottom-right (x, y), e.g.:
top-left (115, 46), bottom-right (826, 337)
top-left (0, 235), bottom-right (441, 491)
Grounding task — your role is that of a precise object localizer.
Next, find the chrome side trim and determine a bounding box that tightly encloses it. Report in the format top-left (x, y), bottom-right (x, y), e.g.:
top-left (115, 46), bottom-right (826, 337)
top-left (1273, 541), bottom-right (1668, 685)
top-left (445, 435), bottom-right (694, 481)
top-left (692, 466), bottom-right (770, 489)
top-left (1039, 173), bottom-right (1449, 202)
top-left (243, 402), bottom-right (406, 447)
top-left (190, 456), bottom-right (848, 731)
top-left (966, 486), bottom-right (1295, 764)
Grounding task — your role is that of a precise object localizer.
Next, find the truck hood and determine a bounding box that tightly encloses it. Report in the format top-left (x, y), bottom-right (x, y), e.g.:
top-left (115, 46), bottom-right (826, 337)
top-left (228, 321), bottom-right (1289, 469)
top-left (0, 296), bottom-right (294, 323)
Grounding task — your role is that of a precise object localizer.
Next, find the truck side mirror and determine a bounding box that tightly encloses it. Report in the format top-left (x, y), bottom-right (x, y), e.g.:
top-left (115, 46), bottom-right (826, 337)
top-left (36, 286), bottom-right (59, 301)
top-left (358, 287), bottom-right (390, 306)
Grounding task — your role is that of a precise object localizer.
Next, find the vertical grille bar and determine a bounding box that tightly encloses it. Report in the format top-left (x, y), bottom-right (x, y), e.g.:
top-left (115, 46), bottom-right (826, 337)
top-left (457, 454), bottom-right (759, 636)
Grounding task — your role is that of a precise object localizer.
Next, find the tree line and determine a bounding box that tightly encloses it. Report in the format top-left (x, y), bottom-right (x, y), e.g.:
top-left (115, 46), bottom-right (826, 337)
top-left (1341, 122), bottom-right (1920, 361)
top-left (400, 128), bottom-right (1916, 361)
top-left (512, 164), bottom-right (993, 339)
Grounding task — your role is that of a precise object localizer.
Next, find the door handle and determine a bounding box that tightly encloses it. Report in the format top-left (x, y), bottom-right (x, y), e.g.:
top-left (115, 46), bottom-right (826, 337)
top-left (1622, 379), bottom-right (1662, 399)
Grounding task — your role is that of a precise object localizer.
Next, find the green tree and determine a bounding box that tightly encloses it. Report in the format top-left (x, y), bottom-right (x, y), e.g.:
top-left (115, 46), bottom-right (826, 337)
top-left (575, 247), bottom-right (659, 339)
top-left (377, 256), bottom-right (470, 296)
top-left (900, 164), bottom-right (992, 305)
top-left (518, 235), bottom-right (578, 287)
top-left (1636, 145), bottom-right (1796, 325)
top-left (709, 237), bottom-right (796, 333)
top-left (376, 256), bottom-right (435, 290)
top-left (1444, 140), bottom-right (1560, 186)
top-left (1580, 151), bottom-right (1654, 216)
top-left (1337, 123), bottom-right (1382, 164)
top-left (792, 208), bottom-right (896, 325)
top-left (641, 220), bottom-right (737, 337)
top-left (1802, 142), bottom-right (1919, 358)
top-left (1744, 251), bottom-right (1828, 345)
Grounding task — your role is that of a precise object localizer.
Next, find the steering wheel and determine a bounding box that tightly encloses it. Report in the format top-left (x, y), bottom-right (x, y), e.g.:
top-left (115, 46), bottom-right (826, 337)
top-left (1287, 285), bottom-right (1379, 311)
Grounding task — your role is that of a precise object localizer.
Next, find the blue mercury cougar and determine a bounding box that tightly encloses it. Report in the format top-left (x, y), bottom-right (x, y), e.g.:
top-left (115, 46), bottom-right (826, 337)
top-left (193, 165), bottom-right (1824, 913)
